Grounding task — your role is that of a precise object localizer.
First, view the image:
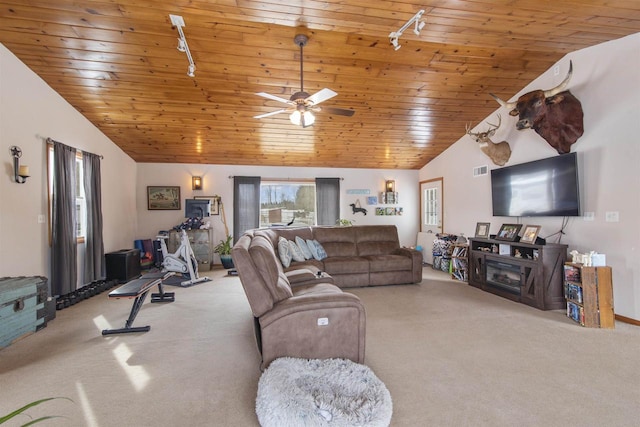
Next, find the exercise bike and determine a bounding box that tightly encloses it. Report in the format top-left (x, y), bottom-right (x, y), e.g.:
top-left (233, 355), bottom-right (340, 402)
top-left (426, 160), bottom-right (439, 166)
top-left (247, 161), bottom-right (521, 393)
top-left (156, 229), bottom-right (211, 287)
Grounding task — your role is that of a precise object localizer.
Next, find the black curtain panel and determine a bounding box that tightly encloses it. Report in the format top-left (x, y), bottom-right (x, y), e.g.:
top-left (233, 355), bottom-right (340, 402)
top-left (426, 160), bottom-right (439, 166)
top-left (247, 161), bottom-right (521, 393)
top-left (51, 141), bottom-right (77, 296)
top-left (83, 151), bottom-right (105, 282)
top-left (233, 176), bottom-right (261, 243)
top-left (315, 178), bottom-right (340, 226)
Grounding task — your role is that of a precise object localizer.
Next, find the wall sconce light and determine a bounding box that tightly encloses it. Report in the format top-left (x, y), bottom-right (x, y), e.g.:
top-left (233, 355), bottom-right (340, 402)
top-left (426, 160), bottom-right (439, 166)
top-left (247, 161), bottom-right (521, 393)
top-left (169, 14), bottom-right (196, 78)
top-left (192, 176), bottom-right (203, 190)
top-left (385, 180), bottom-right (396, 193)
top-left (10, 146), bottom-right (29, 184)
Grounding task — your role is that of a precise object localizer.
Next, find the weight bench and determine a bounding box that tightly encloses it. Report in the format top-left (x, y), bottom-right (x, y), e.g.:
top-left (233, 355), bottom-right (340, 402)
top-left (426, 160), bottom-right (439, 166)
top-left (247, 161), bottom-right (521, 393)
top-left (102, 271), bottom-right (175, 336)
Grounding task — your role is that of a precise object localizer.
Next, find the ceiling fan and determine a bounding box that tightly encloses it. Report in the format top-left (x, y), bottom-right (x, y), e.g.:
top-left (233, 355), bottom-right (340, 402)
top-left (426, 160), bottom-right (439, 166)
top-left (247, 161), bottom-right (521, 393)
top-left (254, 34), bottom-right (355, 128)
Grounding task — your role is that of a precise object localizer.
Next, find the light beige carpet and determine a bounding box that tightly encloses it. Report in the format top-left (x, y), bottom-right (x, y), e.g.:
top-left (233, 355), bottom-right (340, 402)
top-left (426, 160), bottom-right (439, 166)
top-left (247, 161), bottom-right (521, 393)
top-left (1, 268), bottom-right (639, 426)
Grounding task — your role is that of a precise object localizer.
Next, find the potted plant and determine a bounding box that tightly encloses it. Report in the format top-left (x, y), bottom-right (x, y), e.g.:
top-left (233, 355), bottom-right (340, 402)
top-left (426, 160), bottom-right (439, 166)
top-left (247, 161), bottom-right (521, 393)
top-left (214, 235), bottom-right (234, 269)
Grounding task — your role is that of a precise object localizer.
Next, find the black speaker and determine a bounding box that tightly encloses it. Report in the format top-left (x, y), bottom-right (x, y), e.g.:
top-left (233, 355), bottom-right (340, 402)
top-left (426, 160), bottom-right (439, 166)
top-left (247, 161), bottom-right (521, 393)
top-left (106, 249), bottom-right (141, 283)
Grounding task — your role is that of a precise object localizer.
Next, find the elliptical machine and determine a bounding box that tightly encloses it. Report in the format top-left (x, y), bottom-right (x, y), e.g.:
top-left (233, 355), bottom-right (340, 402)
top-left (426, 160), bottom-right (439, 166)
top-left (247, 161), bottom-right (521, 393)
top-left (156, 229), bottom-right (211, 286)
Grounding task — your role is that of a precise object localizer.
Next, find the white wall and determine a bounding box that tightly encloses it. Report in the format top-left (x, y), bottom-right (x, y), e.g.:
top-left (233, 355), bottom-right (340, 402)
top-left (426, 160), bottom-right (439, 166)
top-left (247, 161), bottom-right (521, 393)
top-left (0, 44), bottom-right (137, 279)
top-left (136, 163), bottom-right (419, 261)
top-left (419, 33), bottom-right (640, 320)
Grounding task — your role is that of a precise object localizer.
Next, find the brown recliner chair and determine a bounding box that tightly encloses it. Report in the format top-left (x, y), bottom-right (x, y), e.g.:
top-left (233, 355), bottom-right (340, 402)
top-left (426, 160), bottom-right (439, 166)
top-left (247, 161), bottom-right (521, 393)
top-left (232, 233), bottom-right (366, 370)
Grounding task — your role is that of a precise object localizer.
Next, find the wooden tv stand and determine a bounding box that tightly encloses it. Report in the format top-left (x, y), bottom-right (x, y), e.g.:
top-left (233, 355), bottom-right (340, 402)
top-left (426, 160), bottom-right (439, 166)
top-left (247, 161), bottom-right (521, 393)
top-left (468, 238), bottom-right (568, 310)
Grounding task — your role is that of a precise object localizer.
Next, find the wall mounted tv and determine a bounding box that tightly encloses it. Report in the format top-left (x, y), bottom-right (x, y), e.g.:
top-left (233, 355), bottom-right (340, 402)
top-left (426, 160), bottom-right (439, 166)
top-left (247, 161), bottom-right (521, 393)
top-left (185, 198), bottom-right (211, 218)
top-left (491, 152), bottom-right (580, 217)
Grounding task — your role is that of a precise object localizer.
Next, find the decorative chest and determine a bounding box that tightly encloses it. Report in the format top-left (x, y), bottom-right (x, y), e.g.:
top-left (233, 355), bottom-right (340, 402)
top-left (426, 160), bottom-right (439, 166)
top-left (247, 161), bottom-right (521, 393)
top-left (0, 276), bottom-right (47, 349)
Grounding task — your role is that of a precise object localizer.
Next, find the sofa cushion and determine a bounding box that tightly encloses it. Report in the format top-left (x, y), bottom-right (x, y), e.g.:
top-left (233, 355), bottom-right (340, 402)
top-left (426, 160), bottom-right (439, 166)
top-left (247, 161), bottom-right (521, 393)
top-left (289, 239), bottom-right (306, 262)
top-left (231, 235), bottom-right (275, 317)
top-left (355, 225), bottom-right (401, 256)
top-left (277, 237), bottom-right (293, 268)
top-left (323, 257), bottom-right (370, 274)
top-left (314, 227), bottom-right (358, 257)
top-left (295, 236), bottom-right (313, 259)
top-left (365, 254), bottom-right (413, 272)
top-left (307, 239), bottom-right (328, 260)
top-left (251, 236), bottom-right (293, 302)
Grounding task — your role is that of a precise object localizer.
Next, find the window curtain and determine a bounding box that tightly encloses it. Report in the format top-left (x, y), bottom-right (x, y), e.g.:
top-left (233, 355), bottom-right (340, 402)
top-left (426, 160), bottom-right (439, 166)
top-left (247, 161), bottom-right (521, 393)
top-left (233, 176), bottom-right (261, 243)
top-left (83, 151), bottom-right (105, 282)
top-left (316, 178), bottom-right (340, 225)
top-left (51, 142), bottom-right (77, 296)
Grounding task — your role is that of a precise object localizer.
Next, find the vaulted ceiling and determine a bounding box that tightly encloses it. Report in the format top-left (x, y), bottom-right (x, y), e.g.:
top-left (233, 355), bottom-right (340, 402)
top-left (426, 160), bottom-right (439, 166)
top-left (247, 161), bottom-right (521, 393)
top-left (2, 1), bottom-right (640, 169)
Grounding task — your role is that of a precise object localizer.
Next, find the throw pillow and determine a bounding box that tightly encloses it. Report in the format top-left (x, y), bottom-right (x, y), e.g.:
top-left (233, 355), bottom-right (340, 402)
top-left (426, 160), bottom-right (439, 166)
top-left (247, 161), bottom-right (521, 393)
top-left (307, 239), bottom-right (328, 261)
top-left (295, 236), bottom-right (313, 259)
top-left (289, 239), bottom-right (305, 262)
top-left (278, 237), bottom-right (292, 268)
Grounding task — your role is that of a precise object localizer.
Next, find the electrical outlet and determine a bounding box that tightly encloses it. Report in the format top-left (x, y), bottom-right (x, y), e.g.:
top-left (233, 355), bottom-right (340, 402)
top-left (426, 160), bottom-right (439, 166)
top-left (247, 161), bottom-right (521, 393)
top-left (583, 212), bottom-right (595, 221)
top-left (605, 211), bottom-right (619, 222)
top-left (553, 65), bottom-right (560, 76)
top-left (317, 317), bottom-right (329, 326)
top-left (38, 214), bottom-right (45, 224)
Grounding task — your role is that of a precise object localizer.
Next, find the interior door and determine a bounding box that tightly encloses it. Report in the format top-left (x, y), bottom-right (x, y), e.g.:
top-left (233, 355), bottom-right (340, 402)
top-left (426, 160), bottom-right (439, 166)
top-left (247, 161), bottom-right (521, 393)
top-left (418, 178), bottom-right (443, 265)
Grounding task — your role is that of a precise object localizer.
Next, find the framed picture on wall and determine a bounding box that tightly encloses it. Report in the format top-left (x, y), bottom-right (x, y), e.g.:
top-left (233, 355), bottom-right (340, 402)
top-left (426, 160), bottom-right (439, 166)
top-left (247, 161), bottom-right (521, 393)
top-left (475, 222), bottom-right (490, 238)
top-left (147, 186), bottom-right (181, 210)
top-left (495, 223), bottom-right (522, 241)
top-left (194, 195), bottom-right (221, 215)
top-left (520, 225), bottom-right (541, 244)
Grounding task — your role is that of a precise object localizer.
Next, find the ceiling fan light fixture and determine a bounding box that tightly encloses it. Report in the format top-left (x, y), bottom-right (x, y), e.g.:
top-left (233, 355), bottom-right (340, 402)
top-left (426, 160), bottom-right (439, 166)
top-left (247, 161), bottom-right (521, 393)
top-left (289, 110), bottom-right (315, 127)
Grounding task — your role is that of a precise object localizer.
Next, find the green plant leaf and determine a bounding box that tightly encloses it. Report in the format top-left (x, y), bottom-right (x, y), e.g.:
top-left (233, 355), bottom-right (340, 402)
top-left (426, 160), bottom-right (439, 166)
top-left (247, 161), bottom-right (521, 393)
top-left (0, 397), bottom-right (72, 425)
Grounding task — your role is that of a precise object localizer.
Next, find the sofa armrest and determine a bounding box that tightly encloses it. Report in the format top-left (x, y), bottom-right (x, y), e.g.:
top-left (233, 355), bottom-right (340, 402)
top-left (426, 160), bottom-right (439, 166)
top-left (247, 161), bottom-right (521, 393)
top-left (258, 290), bottom-right (366, 369)
top-left (393, 247), bottom-right (423, 282)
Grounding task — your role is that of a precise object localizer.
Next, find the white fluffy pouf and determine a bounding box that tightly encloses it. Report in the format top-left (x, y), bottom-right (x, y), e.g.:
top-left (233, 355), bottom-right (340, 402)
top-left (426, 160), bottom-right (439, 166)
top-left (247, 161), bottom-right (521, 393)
top-left (256, 357), bottom-right (392, 427)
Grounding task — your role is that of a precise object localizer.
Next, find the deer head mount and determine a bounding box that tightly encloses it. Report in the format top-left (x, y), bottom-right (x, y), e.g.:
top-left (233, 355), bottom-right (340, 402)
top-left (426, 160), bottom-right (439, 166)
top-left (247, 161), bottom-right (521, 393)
top-left (466, 115), bottom-right (512, 166)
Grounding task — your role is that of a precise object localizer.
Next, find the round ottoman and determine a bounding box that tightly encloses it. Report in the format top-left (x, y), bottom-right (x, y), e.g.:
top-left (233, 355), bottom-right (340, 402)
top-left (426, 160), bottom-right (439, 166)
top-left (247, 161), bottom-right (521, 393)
top-left (256, 357), bottom-right (392, 427)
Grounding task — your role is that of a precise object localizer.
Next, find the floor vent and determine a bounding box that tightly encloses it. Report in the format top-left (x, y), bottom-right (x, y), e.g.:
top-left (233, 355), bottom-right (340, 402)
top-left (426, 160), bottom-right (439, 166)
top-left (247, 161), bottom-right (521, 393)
top-left (473, 165), bottom-right (488, 177)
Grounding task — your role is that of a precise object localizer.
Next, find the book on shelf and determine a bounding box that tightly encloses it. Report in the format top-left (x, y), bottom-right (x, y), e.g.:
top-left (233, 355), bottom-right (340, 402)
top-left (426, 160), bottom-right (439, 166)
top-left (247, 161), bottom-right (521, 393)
top-left (564, 283), bottom-right (583, 303)
top-left (563, 264), bottom-right (581, 282)
top-left (567, 301), bottom-right (584, 325)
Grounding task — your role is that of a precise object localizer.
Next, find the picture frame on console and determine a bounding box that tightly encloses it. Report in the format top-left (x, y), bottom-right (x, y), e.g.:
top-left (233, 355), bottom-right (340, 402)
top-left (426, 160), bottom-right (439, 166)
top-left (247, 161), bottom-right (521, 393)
top-left (520, 225), bottom-right (541, 244)
top-left (194, 195), bottom-right (221, 215)
top-left (495, 223), bottom-right (522, 242)
top-left (475, 222), bottom-right (490, 238)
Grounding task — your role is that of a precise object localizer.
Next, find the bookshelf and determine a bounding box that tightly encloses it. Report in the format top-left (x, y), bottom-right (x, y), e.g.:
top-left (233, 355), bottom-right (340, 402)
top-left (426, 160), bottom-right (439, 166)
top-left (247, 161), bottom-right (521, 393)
top-left (450, 243), bottom-right (468, 282)
top-left (564, 263), bottom-right (614, 328)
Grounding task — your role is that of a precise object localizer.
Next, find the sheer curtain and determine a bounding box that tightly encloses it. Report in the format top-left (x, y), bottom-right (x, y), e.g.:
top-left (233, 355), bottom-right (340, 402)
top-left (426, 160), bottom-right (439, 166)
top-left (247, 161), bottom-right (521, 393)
top-left (83, 151), bottom-right (105, 282)
top-left (233, 176), bottom-right (261, 243)
top-left (51, 142), bottom-right (77, 296)
top-left (315, 178), bottom-right (340, 225)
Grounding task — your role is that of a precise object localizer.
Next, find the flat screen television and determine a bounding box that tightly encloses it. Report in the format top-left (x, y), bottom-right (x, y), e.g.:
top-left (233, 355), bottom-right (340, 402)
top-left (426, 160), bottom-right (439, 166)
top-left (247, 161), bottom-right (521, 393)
top-left (185, 199), bottom-right (211, 218)
top-left (491, 152), bottom-right (580, 217)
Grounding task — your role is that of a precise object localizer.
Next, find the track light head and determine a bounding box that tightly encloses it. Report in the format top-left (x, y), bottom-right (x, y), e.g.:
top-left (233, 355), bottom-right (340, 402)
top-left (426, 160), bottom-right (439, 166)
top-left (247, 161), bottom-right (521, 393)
top-left (177, 38), bottom-right (186, 52)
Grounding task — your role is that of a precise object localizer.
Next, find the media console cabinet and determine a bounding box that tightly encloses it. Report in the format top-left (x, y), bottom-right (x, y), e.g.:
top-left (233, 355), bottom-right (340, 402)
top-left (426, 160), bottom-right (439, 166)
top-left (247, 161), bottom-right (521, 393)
top-left (468, 237), bottom-right (568, 310)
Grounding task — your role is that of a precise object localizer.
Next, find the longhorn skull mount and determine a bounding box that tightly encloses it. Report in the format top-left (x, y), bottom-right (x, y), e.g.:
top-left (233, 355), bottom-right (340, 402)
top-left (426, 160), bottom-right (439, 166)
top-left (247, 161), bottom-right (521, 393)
top-left (466, 114), bottom-right (512, 167)
top-left (490, 60), bottom-right (584, 154)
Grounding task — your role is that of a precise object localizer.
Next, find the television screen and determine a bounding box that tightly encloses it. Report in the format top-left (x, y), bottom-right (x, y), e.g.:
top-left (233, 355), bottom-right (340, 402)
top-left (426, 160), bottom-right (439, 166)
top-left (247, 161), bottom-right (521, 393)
top-left (491, 153), bottom-right (580, 217)
top-left (185, 199), bottom-right (211, 218)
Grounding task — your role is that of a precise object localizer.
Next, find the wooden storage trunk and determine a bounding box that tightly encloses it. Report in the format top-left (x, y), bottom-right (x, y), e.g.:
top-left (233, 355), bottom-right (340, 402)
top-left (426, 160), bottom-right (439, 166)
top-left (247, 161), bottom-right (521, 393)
top-left (0, 276), bottom-right (47, 349)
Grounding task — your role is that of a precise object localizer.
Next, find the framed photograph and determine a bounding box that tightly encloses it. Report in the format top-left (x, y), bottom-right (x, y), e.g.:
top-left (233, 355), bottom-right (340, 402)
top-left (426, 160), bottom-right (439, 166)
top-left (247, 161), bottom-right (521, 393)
top-left (495, 223), bottom-right (522, 241)
top-left (194, 195), bottom-right (221, 215)
top-left (147, 186), bottom-right (181, 210)
top-left (520, 225), bottom-right (541, 244)
top-left (475, 222), bottom-right (490, 238)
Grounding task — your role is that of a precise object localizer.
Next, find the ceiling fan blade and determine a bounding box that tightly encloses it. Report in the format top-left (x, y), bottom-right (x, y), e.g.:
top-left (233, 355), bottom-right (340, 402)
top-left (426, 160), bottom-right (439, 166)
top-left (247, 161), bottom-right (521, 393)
top-left (256, 92), bottom-right (293, 105)
top-left (254, 109), bottom-right (288, 119)
top-left (322, 106), bottom-right (356, 117)
top-left (306, 88), bottom-right (337, 105)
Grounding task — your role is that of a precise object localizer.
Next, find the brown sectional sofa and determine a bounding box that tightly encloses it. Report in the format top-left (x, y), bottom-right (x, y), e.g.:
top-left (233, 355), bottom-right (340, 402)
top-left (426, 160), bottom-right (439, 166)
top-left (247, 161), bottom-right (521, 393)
top-left (231, 225), bottom-right (422, 369)
top-left (254, 225), bottom-right (423, 287)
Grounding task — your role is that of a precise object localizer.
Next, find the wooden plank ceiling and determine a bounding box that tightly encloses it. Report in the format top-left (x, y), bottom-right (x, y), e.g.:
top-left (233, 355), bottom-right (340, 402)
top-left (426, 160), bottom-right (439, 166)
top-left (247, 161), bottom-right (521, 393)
top-left (1, 1), bottom-right (640, 169)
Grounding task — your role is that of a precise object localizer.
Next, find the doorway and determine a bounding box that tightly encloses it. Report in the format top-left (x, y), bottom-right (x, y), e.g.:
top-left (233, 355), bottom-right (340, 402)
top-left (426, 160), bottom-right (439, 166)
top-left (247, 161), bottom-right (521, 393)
top-left (418, 178), bottom-right (443, 265)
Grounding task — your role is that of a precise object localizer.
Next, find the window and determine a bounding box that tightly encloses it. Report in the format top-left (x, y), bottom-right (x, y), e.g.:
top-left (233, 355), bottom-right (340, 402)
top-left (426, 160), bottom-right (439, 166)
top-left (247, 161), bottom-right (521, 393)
top-left (260, 181), bottom-right (316, 227)
top-left (423, 187), bottom-right (438, 226)
top-left (48, 146), bottom-right (86, 242)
